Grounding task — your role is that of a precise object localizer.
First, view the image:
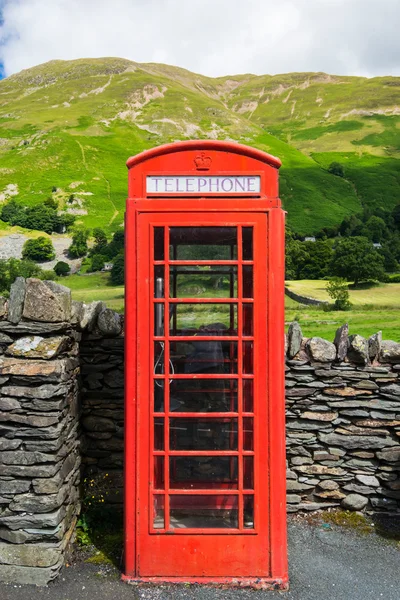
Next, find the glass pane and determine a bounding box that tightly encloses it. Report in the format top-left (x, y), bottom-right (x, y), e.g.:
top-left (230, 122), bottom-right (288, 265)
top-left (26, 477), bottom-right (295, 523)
top-left (243, 496), bottom-right (254, 529)
top-left (154, 304), bottom-right (164, 337)
top-left (243, 418), bottom-right (254, 451)
top-left (170, 495), bottom-right (238, 529)
top-left (169, 304), bottom-right (237, 334)
top-left (243, 456), bottom-right (254, 489)
top-left (170, 378), bottom-right (238, 412)
top-left (170, 457), bottom-right (238, 489)
top-left (243, 304), bottom-right (253, 336)
top-left (170, 341), bottom-right (237, 374)
top-left (154, 227), bottom-right (164, 261)
top-left (243, 266), bottom-right (253, 298)
top-left (243, 341), bottom-right (253, 374)
top-left (154, 266), bottom-right (164, 298)
top-left (153, 495), bottom-right (165, 529)
top-left (170, 418), bottom-right (238, 450)
top-left (154, 342), bottom-right (166, 375)
top-left (242, 227), bottom-right (253, 260)
top-left (154, 380), bottom-right (164, 412)
top-left (154, 456), bottom-right (165, 489)
top-left (170, 266), bottom-right (237, 298)
top-left (154, 418), bottom-right (164, 450)
top-left (169, 227), bottom-right (237, 260)
top-left (243, 379), bottom-right (253, 412)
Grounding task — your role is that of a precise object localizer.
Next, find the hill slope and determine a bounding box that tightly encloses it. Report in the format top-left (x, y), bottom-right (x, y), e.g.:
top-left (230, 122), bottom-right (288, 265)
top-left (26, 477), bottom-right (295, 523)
top-left (0, 58), bottom-right (398, 235)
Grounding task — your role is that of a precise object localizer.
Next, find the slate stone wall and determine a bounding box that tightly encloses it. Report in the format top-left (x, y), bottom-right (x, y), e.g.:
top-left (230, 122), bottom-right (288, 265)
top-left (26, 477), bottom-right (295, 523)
top-left (0, 278), bottom-right (81, 585)
top-left (80, 334), bottom-right (124, 503)
top-left (285, 322), bottom-right (400, 513)
top-left (79, 319), bottom-right (400, 514)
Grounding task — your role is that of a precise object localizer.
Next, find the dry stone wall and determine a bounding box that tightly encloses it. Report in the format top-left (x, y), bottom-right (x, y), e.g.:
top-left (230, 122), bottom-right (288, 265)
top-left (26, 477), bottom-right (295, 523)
top-left (285, 322), bottom-right (400, 513)
top-left (0, 278), bottom-right (81, 585)
top-left (0, 278), bottom-right (123, 585)
top-left (79, 318), bottom-right (400, 514)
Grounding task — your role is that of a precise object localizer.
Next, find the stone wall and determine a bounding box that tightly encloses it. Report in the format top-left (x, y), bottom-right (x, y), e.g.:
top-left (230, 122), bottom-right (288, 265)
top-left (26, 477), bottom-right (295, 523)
top-left (79, 318), bottom-right (400, 514)
top-left (80, 334), bottom-right (124, 503)
top-left (285, 322), bottom-right (400, 513)
top-left (285, 286), bottom-right (328, 306)
top-left (0, 278), bottom-right (81, 585)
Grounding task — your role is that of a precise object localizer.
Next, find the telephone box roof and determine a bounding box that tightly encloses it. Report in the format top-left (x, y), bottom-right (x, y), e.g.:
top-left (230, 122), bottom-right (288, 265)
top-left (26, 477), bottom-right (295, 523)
top-left (126, 140), bottom-right (281, 170)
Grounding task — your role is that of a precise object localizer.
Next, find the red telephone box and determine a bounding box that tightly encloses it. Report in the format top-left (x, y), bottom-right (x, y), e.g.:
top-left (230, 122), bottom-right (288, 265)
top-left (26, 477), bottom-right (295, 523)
top-left (123, 140), bottom-right (287, 589)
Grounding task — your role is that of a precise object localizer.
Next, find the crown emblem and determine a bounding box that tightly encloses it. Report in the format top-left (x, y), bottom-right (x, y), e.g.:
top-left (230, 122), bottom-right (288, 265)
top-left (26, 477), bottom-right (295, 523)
top-left (194, 152), bottom-right (212, 170)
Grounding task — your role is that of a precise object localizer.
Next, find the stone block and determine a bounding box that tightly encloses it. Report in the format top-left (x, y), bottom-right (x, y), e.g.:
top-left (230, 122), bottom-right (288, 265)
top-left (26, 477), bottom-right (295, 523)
top-left (347, 334), bottom-right (369, 365)
top-left (379, 340), bottom-right (400, 363)
top-left (22, 279), bottom-right (71, 323)
top-left (287, 322), bottom-right (302, 358)
top-left (307, 337), bottom-right (336, 362)
top-left (0, 562), bottom-right (62, 585)
top-left (334, 324), bottom-right (349, 362)
top-left (320, 432), bottom-right (396, 450)
top-left (97, 308), bottom-right (122, 336)
top-left (341, 493), bottom-right (368, 511)
top-left (8, 277), bottom-right (26, 324)
top-left (6, 336), bottom-right (69, 359)
top-left (0, 542), bottom-right (61, 567)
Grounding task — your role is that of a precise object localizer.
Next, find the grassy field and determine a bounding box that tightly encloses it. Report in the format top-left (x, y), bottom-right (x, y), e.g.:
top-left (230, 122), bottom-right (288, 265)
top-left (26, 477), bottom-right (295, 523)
top-left (61, 273), bottom-right (400, 341)
top-left (285, 280), bottom-right (400, 341)
top-left (286, 279), bottom-right (400, 306)
top-left (62, 272), bottom-right (124, 312)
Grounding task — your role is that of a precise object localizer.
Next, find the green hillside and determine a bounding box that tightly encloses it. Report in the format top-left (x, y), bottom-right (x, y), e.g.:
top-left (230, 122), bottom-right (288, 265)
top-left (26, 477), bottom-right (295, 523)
top-left (0, 58), bottom-right (398, 235)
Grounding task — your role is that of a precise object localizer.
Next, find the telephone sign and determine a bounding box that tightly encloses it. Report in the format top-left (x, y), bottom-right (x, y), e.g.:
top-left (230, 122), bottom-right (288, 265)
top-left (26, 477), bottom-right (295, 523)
top-left (123, 140), bottom-right (288, 589)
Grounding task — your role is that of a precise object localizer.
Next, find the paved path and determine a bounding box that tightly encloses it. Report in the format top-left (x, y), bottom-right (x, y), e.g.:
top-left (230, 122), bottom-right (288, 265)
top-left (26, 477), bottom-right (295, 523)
top-left (0, 518), bottom-right (399, 600)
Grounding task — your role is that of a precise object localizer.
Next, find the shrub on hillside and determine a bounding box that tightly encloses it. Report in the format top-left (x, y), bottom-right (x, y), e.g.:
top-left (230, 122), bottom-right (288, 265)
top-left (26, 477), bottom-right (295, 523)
top-left (0, 199), bottom-right (75, 233)
top-left (110, 253), bottom-right (124, 285)
top-left (22, 237), bottom-right (55, 262)
top-left (328, 161), bottom-right (345, 177)
top-left (89, 254), bottom-right (106, 272)
top-left (54, 261), bottom-right (71, 277)
top-left (69, 228), bottom-right (90, 258)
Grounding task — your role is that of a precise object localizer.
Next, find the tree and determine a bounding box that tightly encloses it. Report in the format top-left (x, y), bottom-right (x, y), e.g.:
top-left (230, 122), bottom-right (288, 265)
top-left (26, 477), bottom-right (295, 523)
top-left (330, 236), bottom-right (386, 285)
top-left (90, 254), bottom-right (105, 272)
top-left (54, 261), bottom-right (71, 277)
top-left (22, 237), bottom-right (55, 262)
top-left (326, 278), bottom-right (351, 311)
top-left (44, 197), bottom-right (58, 210)
top-left (68, 228), bottom-right (90, 258)
top-left (24, 204), bottom-right (57, 233)
top-left (104, 230), bottom-right (124, 259)
top-left (110, 253), bottom-right (124, 285)
top-left (285, 229), bottom-right (310, 280)
top-left (1, 200), bottom-right (24, 226)
top-left (392, 204), bottom-right (400, 229)
top-left (363, 216), bottom-right (388, 244)
top-left (328, 162), bottom-right (345, 177)
top-left (0, 258), bottom-right (49, 293)
top-left (298, 240), bottom-right (333, 280)
top-left (91, 228), bottom-right (108, 255)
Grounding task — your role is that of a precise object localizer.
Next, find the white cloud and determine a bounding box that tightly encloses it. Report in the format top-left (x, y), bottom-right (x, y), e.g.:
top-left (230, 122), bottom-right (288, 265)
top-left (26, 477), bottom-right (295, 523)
top-left (0, 0), bottom-right (399, 78)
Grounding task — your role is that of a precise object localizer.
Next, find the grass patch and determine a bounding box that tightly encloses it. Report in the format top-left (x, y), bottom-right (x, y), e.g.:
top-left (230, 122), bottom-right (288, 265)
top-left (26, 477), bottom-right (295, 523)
top-left (61, 272), bottom-right (124, 312)
top-left (320, 510), bottom-right (375, 535)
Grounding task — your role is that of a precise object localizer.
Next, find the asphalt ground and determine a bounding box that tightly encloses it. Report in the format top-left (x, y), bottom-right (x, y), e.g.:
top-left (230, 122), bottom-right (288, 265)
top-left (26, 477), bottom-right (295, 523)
top-left (0, 515), bottom-right (399, 600)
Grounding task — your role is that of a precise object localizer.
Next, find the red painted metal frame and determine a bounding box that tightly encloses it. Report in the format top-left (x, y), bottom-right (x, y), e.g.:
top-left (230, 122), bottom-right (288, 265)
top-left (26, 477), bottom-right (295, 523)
top-left (124, 141), bottom-right (287, 589)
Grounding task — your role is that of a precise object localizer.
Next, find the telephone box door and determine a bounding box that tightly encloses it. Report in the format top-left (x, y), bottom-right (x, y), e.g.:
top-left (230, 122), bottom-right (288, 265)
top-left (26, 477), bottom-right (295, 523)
top-left (135, 211), bottom-right (272, 578)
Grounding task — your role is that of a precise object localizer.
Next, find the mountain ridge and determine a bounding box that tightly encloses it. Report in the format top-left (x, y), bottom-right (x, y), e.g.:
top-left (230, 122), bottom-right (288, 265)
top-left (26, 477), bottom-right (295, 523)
top-left (0, 57), bottom-right (398, 235)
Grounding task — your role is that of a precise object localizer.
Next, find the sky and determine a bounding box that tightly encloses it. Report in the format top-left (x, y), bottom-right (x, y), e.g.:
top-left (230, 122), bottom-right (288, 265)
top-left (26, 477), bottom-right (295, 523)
top-left (0, 0), bottom-right (399, 80)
